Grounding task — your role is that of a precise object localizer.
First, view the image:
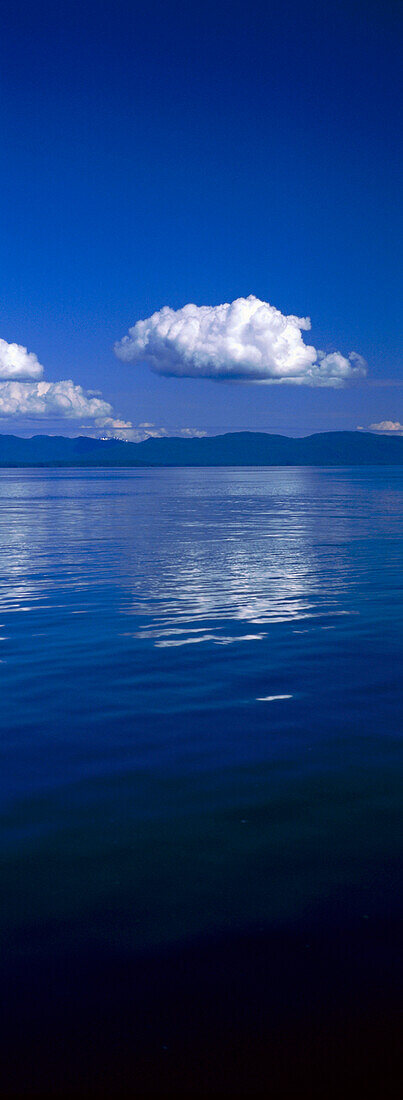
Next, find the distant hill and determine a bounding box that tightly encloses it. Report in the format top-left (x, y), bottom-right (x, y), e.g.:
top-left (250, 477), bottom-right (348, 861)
top-left (0, 431), bottom-right (402, 467)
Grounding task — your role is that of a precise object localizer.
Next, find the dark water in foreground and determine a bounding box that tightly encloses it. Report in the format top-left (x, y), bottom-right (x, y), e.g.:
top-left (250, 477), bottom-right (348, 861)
top-left (1, 467), bottom-right (402, 1097)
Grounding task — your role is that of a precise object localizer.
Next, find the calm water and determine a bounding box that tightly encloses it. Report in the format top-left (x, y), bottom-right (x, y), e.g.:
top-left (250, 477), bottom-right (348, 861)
top-left (1, 467), bottom-right (402, 1096)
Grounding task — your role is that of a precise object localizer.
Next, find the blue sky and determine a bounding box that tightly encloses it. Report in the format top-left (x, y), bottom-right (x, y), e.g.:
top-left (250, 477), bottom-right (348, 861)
top-left (0, 0), bottom-right (401, 437)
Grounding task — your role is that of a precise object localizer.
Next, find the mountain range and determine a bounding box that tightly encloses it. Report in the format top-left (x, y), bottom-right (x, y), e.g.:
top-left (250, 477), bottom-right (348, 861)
top-left (0, 431), bottom-right (402, 466)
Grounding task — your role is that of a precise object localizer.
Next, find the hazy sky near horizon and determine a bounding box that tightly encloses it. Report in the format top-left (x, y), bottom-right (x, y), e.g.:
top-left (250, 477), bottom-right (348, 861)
top-left (0, 0), bottom-right (401, 438)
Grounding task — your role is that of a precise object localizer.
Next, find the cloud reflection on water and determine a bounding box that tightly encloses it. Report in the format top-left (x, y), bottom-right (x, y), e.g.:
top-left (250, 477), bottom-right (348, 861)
top-left (1, 467), bottom-right (401, 659)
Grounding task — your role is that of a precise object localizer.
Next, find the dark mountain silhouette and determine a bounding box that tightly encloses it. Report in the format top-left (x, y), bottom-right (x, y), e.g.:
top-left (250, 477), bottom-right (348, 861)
top-left (0, 430), bottom-right (402, 466)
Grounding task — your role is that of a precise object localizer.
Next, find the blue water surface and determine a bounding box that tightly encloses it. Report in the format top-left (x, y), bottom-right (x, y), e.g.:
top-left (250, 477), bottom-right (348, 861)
top-left (1, 467), bottom-right (402, 1096)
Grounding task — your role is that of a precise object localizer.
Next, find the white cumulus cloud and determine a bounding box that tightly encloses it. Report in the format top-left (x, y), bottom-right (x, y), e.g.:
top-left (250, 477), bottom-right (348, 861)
top-left (368, 420), bottom-right (403, 434)
top-left (0, 380), bottom-right (113, 420)
top-left (115, 295), bottom-right (366, 388)
top-left (0, 338), bottom-right (44, 380)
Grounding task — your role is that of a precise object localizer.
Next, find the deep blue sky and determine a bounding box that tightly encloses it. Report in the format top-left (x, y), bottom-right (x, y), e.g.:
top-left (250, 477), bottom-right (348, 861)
top-left (0, 0), bottom-right (401, 436)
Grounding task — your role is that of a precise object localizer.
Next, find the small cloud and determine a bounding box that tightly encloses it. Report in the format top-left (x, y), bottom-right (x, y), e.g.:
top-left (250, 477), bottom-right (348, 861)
top-left (95, 417), bottom-right (134, 439)
top-left (368, 420), bottom-right (403, 434)
top-left (93, 420), bottom-right (207, 442)
top-left (0, 338), bottom-right (44, 380)
top-left (115, 296), bottom-right (367, 388)
top-left (177, 428), bottom-right (206, 438)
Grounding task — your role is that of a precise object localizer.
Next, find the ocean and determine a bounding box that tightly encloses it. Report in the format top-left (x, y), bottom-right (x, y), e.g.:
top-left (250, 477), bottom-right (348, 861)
top-left (1, 467), bottom-right (402, 1096)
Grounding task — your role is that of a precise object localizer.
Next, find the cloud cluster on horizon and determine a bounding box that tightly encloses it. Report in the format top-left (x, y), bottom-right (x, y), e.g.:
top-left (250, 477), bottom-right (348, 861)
top-left (95, 419), bottom-right (206, 442)
top-left (368, 420), bottom-right (403, 434)
top-left (115, 296), bottom-right (367, 388)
